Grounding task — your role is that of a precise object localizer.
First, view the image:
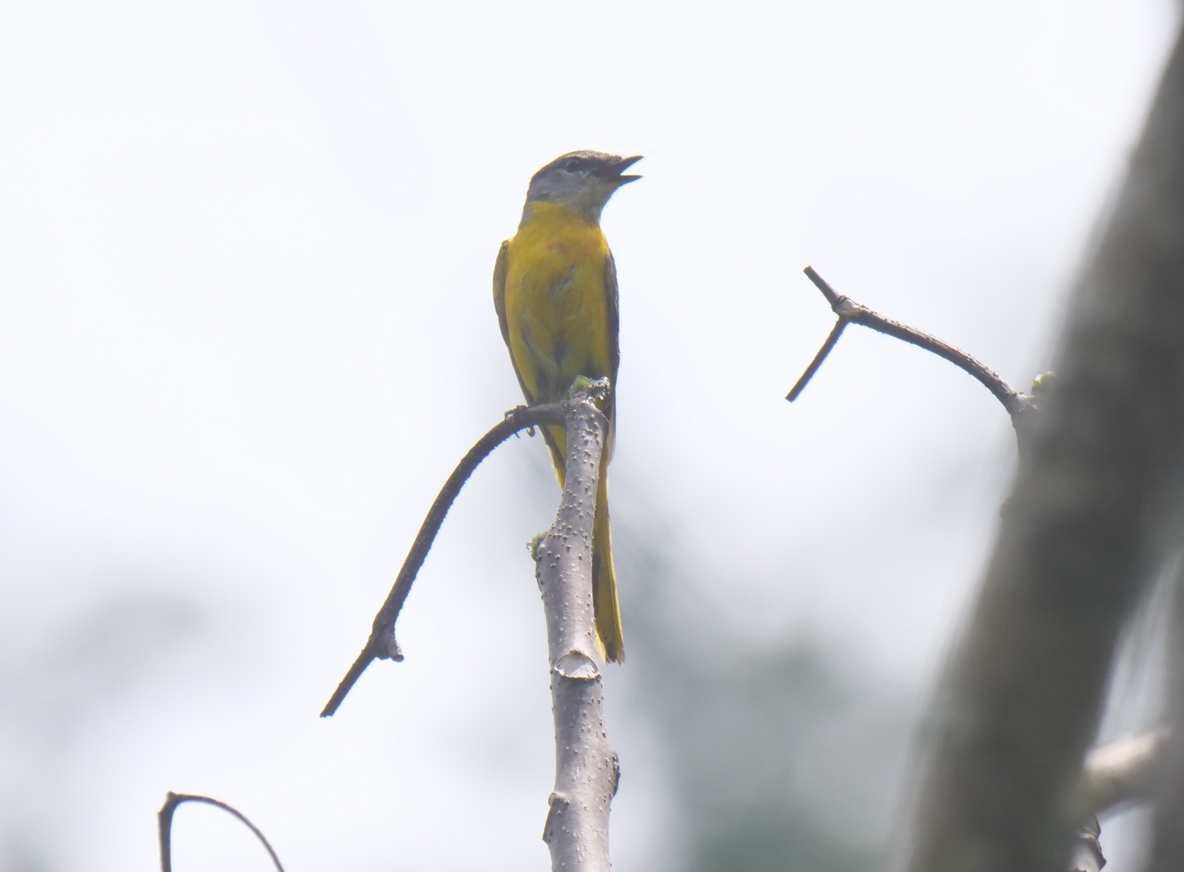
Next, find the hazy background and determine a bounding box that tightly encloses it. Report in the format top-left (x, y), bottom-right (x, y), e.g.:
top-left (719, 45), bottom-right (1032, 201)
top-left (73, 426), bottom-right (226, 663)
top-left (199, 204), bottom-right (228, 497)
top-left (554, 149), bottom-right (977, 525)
top-left (0, 1), bottom-right (1179, 869)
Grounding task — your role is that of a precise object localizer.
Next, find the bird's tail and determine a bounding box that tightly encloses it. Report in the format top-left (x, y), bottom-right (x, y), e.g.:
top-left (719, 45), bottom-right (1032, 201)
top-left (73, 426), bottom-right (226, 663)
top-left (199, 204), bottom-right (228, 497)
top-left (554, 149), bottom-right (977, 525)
top-left (592, 468), bottom-right (624, 663)
top-left (541, 423), bottom-right (624, 664)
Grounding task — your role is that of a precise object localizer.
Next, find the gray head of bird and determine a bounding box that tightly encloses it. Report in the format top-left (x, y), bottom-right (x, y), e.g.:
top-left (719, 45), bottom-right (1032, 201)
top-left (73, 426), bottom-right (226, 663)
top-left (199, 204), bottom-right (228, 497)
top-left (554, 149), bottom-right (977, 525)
top-left (523, 150), bottom-right (642, 224)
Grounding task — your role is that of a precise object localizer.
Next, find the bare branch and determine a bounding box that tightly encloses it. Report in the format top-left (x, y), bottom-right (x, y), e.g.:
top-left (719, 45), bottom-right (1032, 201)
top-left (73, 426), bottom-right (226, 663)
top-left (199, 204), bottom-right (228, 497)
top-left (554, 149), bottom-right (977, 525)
top-left (1067, 818), bottom-right (1104, 872)
top-left (785, 319), bottom-right (847, 402)
top-left (321, 402), bottom-right (567, 718)
top-left (158, 792), bottom-right (285, 872)
top-left (906, 22), bottom-right (1184, 872)
top-left (320, 385), bottom-right (618, 867)
top-left (1079, 729), bottom-right (1170, 817)
top-left (536, 383), bottom-right (618, 872)
top-left (788, 266), bottom-right (1034, 426)
top-left (1062, 729), bottom-right (1171, 872)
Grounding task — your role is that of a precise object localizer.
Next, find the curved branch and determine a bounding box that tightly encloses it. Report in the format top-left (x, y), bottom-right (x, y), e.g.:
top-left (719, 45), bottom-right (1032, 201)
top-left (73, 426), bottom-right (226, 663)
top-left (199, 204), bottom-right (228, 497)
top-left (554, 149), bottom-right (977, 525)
top-left (788, 266), bottom-right (1034, 426)
top-left (158, 792), bottom-right (285, 872)
top-left (321, 403), bottom-right (567, 718)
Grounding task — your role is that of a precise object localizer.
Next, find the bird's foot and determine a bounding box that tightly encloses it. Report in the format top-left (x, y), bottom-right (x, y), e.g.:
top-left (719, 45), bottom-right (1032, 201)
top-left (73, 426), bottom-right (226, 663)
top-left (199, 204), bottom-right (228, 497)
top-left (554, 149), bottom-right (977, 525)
top-left (568, 376), bottom-right (610, 403)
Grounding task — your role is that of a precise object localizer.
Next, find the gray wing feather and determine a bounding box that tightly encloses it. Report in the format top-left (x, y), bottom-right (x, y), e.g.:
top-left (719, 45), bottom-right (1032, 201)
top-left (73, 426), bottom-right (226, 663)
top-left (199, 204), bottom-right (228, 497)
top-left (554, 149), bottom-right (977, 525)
top-left (493, 239), bottom-right (536, 405)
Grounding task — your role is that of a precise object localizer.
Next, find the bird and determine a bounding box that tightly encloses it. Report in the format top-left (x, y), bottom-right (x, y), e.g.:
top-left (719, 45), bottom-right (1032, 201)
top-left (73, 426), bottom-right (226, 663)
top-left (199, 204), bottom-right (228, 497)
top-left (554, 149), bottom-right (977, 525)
top-left (493, 150), bottom-right (641, 663)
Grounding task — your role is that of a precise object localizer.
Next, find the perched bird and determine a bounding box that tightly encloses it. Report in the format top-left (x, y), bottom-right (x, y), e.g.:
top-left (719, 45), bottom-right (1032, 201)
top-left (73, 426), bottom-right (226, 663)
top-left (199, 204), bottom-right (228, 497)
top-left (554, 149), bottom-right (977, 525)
top-left (493, 150), bottom-right (641, 663)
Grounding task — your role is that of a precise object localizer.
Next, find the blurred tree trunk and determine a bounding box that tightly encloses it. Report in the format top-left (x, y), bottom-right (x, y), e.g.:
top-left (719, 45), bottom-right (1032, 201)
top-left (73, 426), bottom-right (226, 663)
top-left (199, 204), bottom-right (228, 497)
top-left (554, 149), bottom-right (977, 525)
top-left (1146, 564), bottom-right (1184, 869)
top-left (906, 20), bottom-right (1184, 872)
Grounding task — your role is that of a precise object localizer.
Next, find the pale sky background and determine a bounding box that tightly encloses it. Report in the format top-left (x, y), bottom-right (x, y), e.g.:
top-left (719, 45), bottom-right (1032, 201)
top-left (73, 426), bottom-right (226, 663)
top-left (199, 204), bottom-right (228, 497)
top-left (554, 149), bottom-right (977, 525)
top-left (0, 1), bottom-right (1180, 870)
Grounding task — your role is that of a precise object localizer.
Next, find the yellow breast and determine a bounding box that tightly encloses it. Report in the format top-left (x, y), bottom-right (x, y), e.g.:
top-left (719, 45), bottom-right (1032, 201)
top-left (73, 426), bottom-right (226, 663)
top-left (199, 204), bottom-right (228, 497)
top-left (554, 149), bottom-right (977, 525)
top-left (503, 201), bottom-right (614, 404)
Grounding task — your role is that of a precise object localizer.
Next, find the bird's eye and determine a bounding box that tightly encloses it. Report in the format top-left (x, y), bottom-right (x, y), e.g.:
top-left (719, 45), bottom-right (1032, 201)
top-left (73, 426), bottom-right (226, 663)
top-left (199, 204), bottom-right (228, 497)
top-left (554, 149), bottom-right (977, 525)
top-left (563, 158), bottom-right (582, 172)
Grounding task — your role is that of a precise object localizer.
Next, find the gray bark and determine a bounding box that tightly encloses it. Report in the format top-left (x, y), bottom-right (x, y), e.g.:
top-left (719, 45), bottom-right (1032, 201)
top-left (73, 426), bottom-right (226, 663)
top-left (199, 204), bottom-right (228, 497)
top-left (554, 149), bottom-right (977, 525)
top-left (536, 389), bottom-right (619, 872)
top-left (1079, 729), bottom-right (1169, 818)
top-left (1147, 564), bottom-right (1184, 869)
top-left (1066, 818), bottom-right (1104, 872)
top-left (905, 22), bottom-right (1184, 872)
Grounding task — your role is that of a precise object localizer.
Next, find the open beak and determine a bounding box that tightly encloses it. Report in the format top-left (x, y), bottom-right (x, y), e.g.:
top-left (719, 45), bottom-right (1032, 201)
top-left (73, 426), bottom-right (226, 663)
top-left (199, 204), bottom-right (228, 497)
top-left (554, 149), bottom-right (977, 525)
top-left (598, 154), bottom-right (643, 185)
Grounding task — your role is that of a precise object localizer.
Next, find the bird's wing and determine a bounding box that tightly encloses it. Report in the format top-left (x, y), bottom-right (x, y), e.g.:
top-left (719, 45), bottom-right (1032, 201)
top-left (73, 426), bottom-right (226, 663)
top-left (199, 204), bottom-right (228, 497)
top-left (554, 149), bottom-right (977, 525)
top-left (604, 251), bottom-right (620, 380)
top-left (603, 252), bottom-right (621, 454)
top-left (493, 239), bottom-right (512, 349)
top-left (493, 239), bottom-right (536, 405)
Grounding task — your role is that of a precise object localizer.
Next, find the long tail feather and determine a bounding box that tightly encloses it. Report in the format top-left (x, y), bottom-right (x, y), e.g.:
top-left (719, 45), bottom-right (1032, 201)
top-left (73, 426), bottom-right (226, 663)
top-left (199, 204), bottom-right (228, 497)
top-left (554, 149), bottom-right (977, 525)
top-left (592, 469), bottom-right (624, 663)
top-left (543, 419), bottom-right (623, 662)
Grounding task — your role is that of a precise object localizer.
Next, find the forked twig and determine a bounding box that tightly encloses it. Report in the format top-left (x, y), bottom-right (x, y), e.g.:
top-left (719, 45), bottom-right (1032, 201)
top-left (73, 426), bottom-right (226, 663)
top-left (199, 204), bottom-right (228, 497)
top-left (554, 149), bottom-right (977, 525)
top-left (321, 402), bottom-right (567, 717)
top-left (158, 792), bottom-right (284, 872)
top-left (787, 266), bottom-right (1034, 427)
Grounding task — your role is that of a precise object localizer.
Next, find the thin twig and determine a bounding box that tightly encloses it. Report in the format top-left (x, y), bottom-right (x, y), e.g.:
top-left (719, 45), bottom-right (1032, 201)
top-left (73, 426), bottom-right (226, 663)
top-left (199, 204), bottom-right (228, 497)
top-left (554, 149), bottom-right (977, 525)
top-left (786, 319), bottom-right (847, 402)
top-left (789, 266), bottom-right (1033, 424)
top-left (321, 402), bottom-right (567, 718)
top-left (158, 792), bottom-right (285, 872)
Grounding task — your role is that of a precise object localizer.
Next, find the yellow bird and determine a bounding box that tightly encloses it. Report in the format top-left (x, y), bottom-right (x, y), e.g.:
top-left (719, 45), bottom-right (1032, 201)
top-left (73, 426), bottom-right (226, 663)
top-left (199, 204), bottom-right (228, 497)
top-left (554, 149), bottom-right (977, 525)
top-left (493, 150), bottom-right (641, 663)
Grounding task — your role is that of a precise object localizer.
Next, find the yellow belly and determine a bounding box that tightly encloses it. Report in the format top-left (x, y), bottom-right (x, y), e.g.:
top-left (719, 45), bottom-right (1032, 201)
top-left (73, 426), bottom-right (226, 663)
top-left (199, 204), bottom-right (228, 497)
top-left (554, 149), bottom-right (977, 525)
top-left (503, 201), bottom-right (614, 404)
top-left (497, 199), bottom-right (625, 663)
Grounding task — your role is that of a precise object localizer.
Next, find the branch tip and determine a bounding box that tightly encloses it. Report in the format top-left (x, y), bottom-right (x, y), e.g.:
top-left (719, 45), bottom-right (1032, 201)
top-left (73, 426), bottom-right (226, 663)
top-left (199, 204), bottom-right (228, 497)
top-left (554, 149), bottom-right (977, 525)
top-left (803, 264), bottom-right (842, 306)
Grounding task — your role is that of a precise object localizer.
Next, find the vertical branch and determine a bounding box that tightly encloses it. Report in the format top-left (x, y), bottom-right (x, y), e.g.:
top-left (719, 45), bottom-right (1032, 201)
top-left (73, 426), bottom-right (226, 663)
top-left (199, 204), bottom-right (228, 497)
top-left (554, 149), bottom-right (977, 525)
top-left (906, 23), bottom-right (1184, 872)
top-left (536, 386), bottom-right (619, 872)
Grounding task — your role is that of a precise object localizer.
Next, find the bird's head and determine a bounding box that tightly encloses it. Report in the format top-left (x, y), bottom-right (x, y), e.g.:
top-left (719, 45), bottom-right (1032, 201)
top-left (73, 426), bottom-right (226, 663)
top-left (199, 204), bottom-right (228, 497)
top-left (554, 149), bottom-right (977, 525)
top-left (523, 150), bottom-right (642, 224)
